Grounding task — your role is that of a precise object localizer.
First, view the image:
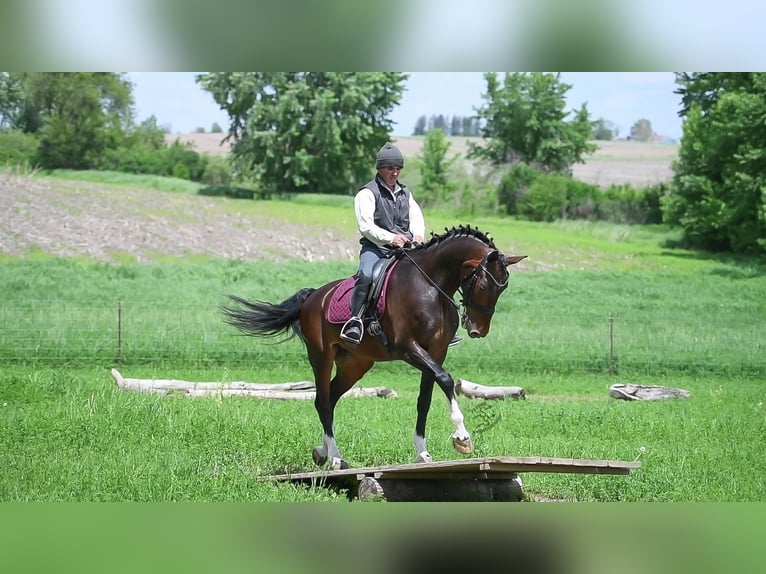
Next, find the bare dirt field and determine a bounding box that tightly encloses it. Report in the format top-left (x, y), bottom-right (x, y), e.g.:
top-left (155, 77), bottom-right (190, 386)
top-left (0, 171), bottom-right (358, 263)
top-left (170, 133), bottom-right (677, 188)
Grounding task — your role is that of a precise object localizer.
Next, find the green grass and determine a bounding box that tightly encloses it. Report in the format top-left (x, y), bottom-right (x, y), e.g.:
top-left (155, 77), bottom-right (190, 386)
top-left (41, 169), bottom-right (205, 194)
top-left (1, 173), bottom-right (765, 501)
top-left (1, 367), bottom-right (763, 502)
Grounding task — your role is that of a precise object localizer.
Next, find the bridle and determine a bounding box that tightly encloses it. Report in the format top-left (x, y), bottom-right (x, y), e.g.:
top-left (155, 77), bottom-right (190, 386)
top-left (459, 249), bottom-right (509, 315)
top-left (400, 247), bottom-right (508, 323)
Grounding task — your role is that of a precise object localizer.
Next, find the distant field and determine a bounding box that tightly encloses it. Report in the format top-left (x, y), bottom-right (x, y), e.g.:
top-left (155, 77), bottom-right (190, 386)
top-left (168, 132), bottom-right (678, 187)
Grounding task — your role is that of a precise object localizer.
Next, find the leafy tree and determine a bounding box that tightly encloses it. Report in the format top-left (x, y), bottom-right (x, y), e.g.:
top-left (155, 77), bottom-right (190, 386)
top-left (665, 72), bottom-right (766, 254)
top-left (196, 72), bottom-right (407, 195)
top-left (592, 117), bottom-right (615, 140)
top-left (0, 72), bottom-right (27, 130)
top-left (468, 72), bottom-right (596, 174)
top-left (211, 122), bottom-right (223, 133)
top-left (449, 116), bottom-right (462, 136)
top-left (462, 116), bottom-right (479, 137)
top-left (430, 114), bottom-right (448, 134)
top-left (674, 72), bottom-right (757, 117)
top-left (7, 73), bottom-right (134, 169)
top-left (412, 115), bottom-right (426, 136)
top-left (417, 128), bottom-right (458, 206)
top-left (630, 118), bottom-right (653, 142)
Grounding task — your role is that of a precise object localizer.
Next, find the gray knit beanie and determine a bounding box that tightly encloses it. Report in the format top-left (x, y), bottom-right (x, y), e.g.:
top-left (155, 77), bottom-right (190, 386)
top-left (375, 143), bottom-right (405, 169)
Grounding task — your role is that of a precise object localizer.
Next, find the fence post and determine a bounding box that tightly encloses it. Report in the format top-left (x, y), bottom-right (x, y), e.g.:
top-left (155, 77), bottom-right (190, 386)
top-left (116, 299), bottom-right (123, 365)
top-left (608, 316), bottom-right (615, 376)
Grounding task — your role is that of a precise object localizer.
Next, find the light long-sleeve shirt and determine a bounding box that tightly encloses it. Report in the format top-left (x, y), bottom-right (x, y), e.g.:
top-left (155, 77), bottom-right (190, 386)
top-left (354, 183), bottom-right (425, 247)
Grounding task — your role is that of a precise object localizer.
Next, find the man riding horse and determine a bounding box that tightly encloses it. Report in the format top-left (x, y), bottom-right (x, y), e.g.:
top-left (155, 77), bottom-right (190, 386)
top-left (340, 142), bottom-right (460, 347)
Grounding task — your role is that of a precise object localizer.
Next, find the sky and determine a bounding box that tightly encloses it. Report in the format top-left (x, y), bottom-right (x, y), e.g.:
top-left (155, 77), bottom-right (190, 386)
top-left (129, 72), bottom-right (685, 141)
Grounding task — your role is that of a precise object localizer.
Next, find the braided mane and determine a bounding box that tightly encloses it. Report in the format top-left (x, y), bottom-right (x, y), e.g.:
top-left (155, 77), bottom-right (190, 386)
top-left (419, 224), bottom-right (497, 250)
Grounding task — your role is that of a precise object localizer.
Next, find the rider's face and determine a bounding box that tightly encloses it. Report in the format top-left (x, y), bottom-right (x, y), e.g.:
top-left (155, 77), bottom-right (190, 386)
top-left (377, 165), bottom-right (402, 188)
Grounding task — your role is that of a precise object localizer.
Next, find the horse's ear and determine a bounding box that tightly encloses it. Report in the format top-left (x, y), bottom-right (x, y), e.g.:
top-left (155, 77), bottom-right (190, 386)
top-left (505, 255), bottom-right (527, 266)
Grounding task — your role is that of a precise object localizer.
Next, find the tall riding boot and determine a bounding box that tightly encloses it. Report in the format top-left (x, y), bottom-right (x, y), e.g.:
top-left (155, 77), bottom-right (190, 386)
top-left (340, 279), bottom-right (371, 344)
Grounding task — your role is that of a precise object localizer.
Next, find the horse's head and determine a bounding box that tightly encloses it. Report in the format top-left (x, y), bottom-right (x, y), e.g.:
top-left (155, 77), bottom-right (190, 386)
top-left (459, 249), bottom-right (526, 338)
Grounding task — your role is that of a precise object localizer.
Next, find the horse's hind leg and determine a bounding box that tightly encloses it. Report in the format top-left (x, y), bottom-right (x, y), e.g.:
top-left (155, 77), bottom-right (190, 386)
top-left (317, 352), bottom-right (374, 470)
top-left (310, 350), bottom-right (374, 470)
top-left (309, 350), bottom-right (345, 470)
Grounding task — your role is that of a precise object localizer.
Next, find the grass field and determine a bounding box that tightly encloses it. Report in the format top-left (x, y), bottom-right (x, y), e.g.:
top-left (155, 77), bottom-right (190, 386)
top-left (1, 171), bottom-right (765, 502)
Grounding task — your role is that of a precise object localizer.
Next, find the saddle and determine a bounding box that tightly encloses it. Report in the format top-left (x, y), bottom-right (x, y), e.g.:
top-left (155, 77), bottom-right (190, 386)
top-left (327, 256), bottom-right (401, 325)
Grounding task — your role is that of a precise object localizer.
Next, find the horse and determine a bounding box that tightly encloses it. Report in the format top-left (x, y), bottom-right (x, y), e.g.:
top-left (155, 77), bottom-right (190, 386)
top-left (222, 225), bottom-right (526, 470)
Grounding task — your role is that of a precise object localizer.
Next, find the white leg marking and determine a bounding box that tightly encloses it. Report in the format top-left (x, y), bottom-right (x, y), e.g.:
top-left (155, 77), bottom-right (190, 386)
top-left (413, 434), bottom-right (433, 463)
top-left (449, 398), bottom-right (470, 442)
top-left (324, 434), bottom-right (345, 469)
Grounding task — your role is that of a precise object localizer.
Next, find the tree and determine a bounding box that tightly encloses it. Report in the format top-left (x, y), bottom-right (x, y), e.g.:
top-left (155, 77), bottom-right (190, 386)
top-left (417, 129), bottom-right (458, 207)
top-left (196, 72), bottom-right (407, 195)
top-left (450, 116), bottom-right (462, 136)
top-left (630, 118), bottom-right (653, 142)
top-left (23, 73), bottom-right (134, 169)
top-left (0, 72), bottom-right (27, 130)
top-left (592, 117), bottom-right (615, 140)
top-left (430, 114), bottom-right (448, 134)
top-left (468, 73), bottom-right (596, 174)
top-left (211, 122), bottom-right (223, 133)
top-left (664, 72), bottom-right (766, 254)
top-left (412, 115), bottom-right (426, 136)
top-left (462, 116), bottom-right (479, 137)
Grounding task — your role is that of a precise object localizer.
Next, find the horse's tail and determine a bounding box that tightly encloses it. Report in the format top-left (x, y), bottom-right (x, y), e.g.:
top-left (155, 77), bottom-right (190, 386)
top-left (221, 288), bottom-right (316, 341)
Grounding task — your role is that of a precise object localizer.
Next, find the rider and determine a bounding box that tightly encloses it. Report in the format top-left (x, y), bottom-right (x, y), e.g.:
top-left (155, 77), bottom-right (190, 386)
top-left (340, 142), bottom-right (425, 345)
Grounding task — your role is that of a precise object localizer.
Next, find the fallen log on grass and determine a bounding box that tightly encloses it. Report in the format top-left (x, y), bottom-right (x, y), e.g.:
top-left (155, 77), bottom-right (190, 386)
top-left (609, 383), bottom-right (690, 401)
top-left (456, 379), bottom-right (525, 400)
top-left (110, 369), bottom-right (397, 400)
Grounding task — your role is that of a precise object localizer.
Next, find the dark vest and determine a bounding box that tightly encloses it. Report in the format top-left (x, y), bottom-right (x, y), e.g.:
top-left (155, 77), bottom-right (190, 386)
top-left (359, 176), bottom-right (413, 248)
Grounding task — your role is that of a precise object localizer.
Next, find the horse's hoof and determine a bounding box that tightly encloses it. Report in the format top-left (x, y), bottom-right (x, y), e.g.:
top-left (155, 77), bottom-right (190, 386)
top-left (330, 457), bottom-right (349, 471)
top-left (415, 453), bottom-right (433, 464)
top-left (452, 436), bottom-right (474, 454)
top-left (312, 447), bottom-right (327, 467)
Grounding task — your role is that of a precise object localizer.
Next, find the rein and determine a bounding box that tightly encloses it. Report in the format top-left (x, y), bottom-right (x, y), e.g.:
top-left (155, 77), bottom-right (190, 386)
top-left (400, 247), bottom-right (508, 319)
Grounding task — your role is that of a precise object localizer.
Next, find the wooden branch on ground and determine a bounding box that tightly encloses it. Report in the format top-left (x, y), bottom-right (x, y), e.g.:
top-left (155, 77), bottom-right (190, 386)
top-left (110, 369), bottom-right (397, 400)
top-left (609, 383), bottom-right (690, 401)
top-left (456, 379), bottom-right (525, 400)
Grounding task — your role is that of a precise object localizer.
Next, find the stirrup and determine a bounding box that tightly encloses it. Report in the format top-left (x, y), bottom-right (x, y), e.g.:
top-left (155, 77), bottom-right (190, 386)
top-left (340, 316), bottom-right (364, 344)
top-left (448, 335), bottom-right (463, 347)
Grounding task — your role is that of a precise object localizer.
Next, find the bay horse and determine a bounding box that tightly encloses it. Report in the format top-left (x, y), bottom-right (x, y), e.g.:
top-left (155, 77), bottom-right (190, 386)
top-left (222, 225), bottom-right (526, 470)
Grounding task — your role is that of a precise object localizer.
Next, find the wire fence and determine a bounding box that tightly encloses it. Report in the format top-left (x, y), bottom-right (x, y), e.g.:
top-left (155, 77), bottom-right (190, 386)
top-left (2, 299), bottom-right (764, 377)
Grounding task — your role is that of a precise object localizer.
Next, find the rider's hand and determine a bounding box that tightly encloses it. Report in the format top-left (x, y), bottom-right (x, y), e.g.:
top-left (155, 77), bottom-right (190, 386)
top-left (412, 235), bottom-right (424, 245)
top-left (391, 234), bottom-right (408, 248)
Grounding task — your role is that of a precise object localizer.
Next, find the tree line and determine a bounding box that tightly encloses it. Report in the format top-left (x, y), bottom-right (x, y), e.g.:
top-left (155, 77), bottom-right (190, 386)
top-left (414, 112), bottom-right (656, 143)
top-left (412, 115), bottom-right (482, 137)
top-left (0, 72), bottom-right (226, 184)
top-left (1, 72), bottom-right (763, 255)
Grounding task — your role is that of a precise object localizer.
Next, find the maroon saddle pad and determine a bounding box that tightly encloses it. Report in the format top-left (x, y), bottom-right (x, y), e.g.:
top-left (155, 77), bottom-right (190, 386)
top-left (326, 260), bottom-right (399, 324)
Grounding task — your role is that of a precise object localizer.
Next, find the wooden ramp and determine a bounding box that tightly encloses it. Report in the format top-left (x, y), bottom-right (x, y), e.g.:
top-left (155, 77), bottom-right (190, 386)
top-left (266, 456), bottom-right (641, 502)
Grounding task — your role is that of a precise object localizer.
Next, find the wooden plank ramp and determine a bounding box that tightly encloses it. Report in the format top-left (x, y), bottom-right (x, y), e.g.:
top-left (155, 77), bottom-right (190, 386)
top-left (266, 456), bottom-right (641, 502)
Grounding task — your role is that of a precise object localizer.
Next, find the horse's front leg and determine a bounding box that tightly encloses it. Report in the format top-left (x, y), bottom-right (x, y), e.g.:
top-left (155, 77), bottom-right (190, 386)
top-left (406, 346), bottom-right (473, 458)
